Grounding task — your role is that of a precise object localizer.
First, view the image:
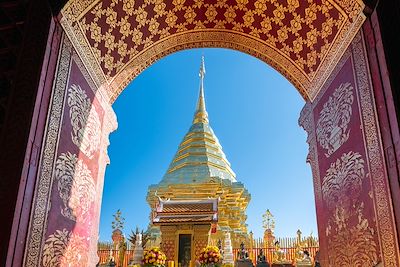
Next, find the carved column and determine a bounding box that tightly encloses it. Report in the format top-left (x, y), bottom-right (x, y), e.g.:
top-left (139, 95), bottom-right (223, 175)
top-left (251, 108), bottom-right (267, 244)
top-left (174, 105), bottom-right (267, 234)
top-left (222, 232), bottom-right (234, 264)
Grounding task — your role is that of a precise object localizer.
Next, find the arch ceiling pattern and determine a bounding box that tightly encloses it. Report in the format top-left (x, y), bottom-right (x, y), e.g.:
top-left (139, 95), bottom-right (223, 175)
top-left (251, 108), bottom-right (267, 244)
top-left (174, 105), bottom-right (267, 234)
top-left (60, 0), bottom-right (365, 102)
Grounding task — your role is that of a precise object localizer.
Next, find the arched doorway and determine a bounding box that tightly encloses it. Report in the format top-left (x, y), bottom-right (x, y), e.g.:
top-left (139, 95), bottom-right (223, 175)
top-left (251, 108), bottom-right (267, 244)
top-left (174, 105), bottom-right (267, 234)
top-left (5, 0), bottom-right (400, 266)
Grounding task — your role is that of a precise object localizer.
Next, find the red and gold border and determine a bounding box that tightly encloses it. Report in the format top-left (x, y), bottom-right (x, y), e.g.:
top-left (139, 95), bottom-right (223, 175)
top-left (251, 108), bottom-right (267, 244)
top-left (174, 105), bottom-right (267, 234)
top-left (60, 0), bottom-right (366, 102)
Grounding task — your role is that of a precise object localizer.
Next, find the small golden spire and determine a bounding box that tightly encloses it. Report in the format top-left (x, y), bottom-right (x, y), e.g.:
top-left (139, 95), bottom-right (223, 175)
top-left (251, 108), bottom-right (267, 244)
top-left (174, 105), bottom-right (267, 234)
top-left (193, 56), bottom-right (209, 124)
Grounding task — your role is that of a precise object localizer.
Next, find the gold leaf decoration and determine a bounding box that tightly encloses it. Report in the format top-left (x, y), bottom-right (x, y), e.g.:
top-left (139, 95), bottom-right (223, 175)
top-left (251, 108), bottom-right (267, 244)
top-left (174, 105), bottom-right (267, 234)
top-left (55, 152), bottom-right (96, 223)
top-left (316, 82), bottom-right (354, 157)
top-left (322, 151), bottom-right (364, 210)
top-left (42, 229), bottom-right (88, 267)
top-left (327, 203), bottom-right (378, 266)
top-left (322, 151), bottom-right (378, 266)
top-left (67, 84), bottom-right (101, 159)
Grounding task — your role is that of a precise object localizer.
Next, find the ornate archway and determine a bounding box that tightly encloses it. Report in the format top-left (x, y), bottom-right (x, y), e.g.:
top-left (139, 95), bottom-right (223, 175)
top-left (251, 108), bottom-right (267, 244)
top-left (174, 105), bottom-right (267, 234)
top-left (60, 0), bottom-right (365, 102)
top-left (7, 0), bottom-right (400, 266)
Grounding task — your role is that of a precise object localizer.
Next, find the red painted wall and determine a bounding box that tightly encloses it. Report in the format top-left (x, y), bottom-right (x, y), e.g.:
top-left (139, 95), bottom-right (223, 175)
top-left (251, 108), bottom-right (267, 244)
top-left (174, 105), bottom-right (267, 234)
top-left (300, 31), bottom-right (400, 266)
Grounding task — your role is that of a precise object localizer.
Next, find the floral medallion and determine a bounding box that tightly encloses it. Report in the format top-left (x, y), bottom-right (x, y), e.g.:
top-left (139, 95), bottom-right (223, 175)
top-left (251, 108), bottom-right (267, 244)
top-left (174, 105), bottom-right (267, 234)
top-left (42, 229), bottom-right (88, 267)
top-left (322, 151), bottom-right (378, 266)
top-left (316, 82), bottom-right (354, 157)
top-left (321, 151), bottom-right (364, 210)
top-left (55, 152), bottom-right (96, 223)
top-left (67, 84), bottom-right (101, 159)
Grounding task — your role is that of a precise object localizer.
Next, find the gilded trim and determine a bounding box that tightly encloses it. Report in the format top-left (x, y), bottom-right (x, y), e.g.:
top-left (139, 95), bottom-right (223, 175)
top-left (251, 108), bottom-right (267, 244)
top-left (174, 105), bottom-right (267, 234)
top-left (60, 0), bottom-right (366, 103)
top-left (24, 35), bottom-right (72, 266)
top-left (353, 32), bottom-right (400, 266)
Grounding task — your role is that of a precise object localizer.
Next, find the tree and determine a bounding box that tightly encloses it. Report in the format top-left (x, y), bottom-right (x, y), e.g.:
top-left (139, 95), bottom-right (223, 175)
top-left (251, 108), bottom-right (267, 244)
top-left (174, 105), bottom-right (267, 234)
top-left (111, 209), bottom-right (125, 231)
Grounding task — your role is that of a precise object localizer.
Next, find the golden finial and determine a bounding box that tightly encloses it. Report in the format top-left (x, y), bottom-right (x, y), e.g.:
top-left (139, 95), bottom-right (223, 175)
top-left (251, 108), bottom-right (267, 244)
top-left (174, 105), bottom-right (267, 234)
top-left (193, 56), bottom-right (209, 124)
top-left (262, 209), bottom-right (275, 232)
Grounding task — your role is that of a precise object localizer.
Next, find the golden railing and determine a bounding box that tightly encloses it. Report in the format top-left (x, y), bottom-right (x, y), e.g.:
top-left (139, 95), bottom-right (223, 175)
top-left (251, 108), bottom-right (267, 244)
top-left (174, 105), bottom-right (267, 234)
top-left (98, 247), bottom-right (318, 267)
top-left (232, 246), bottom-right (319, 266)
top-left (98, 249), bottom-right (134, 266)
top-left (98, 235), bottom-right (319, 266)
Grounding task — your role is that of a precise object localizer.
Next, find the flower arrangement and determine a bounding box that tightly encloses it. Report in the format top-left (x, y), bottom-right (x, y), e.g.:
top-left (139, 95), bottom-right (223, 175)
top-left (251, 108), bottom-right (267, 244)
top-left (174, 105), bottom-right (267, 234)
top-left (142, 247), bottom-right (167, 267)
top-left (198, 246), bottom-right (222, 266)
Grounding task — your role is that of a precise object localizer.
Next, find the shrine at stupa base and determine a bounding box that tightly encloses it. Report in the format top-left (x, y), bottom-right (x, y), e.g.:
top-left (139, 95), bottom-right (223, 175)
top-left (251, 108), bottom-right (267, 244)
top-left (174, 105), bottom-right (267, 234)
top-left (151, 198), bottom-right (218, 267)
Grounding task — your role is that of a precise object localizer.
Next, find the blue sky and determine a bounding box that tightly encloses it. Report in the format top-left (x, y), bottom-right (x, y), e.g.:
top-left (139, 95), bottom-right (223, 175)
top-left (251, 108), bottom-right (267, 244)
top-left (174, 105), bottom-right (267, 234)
top-left (99, 48), bottom-right (317, 242)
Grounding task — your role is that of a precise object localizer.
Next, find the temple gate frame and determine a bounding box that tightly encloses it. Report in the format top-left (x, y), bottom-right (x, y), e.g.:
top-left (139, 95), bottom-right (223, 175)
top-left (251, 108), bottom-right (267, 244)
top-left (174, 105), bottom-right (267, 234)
top-left (1, 0), bottom-right (400, 266)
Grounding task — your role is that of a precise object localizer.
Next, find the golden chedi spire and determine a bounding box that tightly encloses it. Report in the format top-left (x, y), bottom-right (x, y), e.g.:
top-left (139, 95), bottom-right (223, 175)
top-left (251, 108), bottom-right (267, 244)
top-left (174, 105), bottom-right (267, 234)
top-left (193, 56), bottom-right (208, 124)
top-left (159, 56), bottom-right (237, 184)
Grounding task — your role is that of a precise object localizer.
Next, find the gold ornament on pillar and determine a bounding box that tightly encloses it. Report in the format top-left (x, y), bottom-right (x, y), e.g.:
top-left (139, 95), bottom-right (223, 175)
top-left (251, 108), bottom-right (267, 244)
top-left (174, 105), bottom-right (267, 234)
top-left (262, 209), bottom-right (275, 248)
top-left (54, 152), bottom-right (96, 223)
top-left (316, 82), bottom-right (354, 157)
top-left (67, 84), bottom-right (101, 159)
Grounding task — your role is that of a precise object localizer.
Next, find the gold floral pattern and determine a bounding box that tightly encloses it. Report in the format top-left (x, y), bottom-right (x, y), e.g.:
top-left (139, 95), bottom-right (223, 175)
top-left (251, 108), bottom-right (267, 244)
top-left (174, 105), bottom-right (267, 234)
top-left (55, 152), bottom-right (96, 223)
top-left (322, 151), bottom-right (378, 266)
top-left (326, 203), bottom-right (378, 266)
top-left (42, 229), bottom-right (88, 267)
top-left (316, 82), bottom-right (354, 157)
top-left (67, 84), bottom-right (101, 159)
top-left (322, 151), bottom-right (364, 210)
top-left (61, 0), bottom-right (366, 102)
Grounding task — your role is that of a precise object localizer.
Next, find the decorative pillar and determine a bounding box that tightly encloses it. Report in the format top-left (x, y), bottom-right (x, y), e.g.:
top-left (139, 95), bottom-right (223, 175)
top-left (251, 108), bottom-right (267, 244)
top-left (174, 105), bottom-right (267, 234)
top-left (132, 233), bottom-right (144, 264)
top-left (222, 232), bottom-right (234, 265)
top-left (193, 225), bottom-right (210, 261)
top-left (160, 226), bottom-right (177, 261)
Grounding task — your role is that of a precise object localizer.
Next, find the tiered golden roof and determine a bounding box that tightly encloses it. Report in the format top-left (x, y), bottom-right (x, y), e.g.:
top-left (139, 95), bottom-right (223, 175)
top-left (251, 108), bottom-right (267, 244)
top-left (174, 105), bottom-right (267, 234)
top-left (147, 57), bottom-right (250, 244)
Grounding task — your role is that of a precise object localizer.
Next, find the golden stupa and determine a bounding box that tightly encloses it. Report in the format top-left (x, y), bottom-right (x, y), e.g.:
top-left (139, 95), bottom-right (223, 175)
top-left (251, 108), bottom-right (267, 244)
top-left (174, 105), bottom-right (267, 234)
top-left (146, 57), bottom-right (250, 267)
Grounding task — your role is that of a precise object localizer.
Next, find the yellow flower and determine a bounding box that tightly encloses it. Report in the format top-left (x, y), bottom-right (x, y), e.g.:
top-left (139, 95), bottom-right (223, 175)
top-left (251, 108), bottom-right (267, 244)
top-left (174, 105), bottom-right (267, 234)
top-left (277, 27), bottom-right (288, 43)
top-left (119, 18), bottom-right (131, 37)
top-left (306, 28), bottom-right (318, 47)
top-left (305, 4), bottom-right (317, 25)
top-left (224, 7), bottom-right (236, 23)
top-left (287, 0), bottom-right (299, 12)
top-left (254, 0), bottom-right (267, 14)
top-left (135, 7), bottom-right (148, 26)
top-left (173, 0), bottom-right (185, 9)
top-left (154, 1), bottom-right (166, 15)
top-left (89, 22), bottom-right (102, 43)
top-left (105, 9), bottom-right (118, 27)
top-left (184, 7), bottom-right (196, 23)
top-left (205, 5), bottom-right (218, 21)
top-left (236, 0), bottom-right (248, 9)
top-left (273, 5), bottom-right (285, 22)
top-left (148, 18), bottom-right (160, 35)
top-left (292, 38), bottom-right (303, 53)
top-left (122, 0), bottom-right (134, 15)
top-left (289, 15), bottom-right (302, 33)
top-left (321, 17), bottom-right (334, 39)
top-left (104, 32), bottom-right (115, 50)
top-left (243, 10), bottom-right (254, 27)
top-left (165, 11), bottom-right (178, 27)
top-left (131, 29), bottom-right (143, 45)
